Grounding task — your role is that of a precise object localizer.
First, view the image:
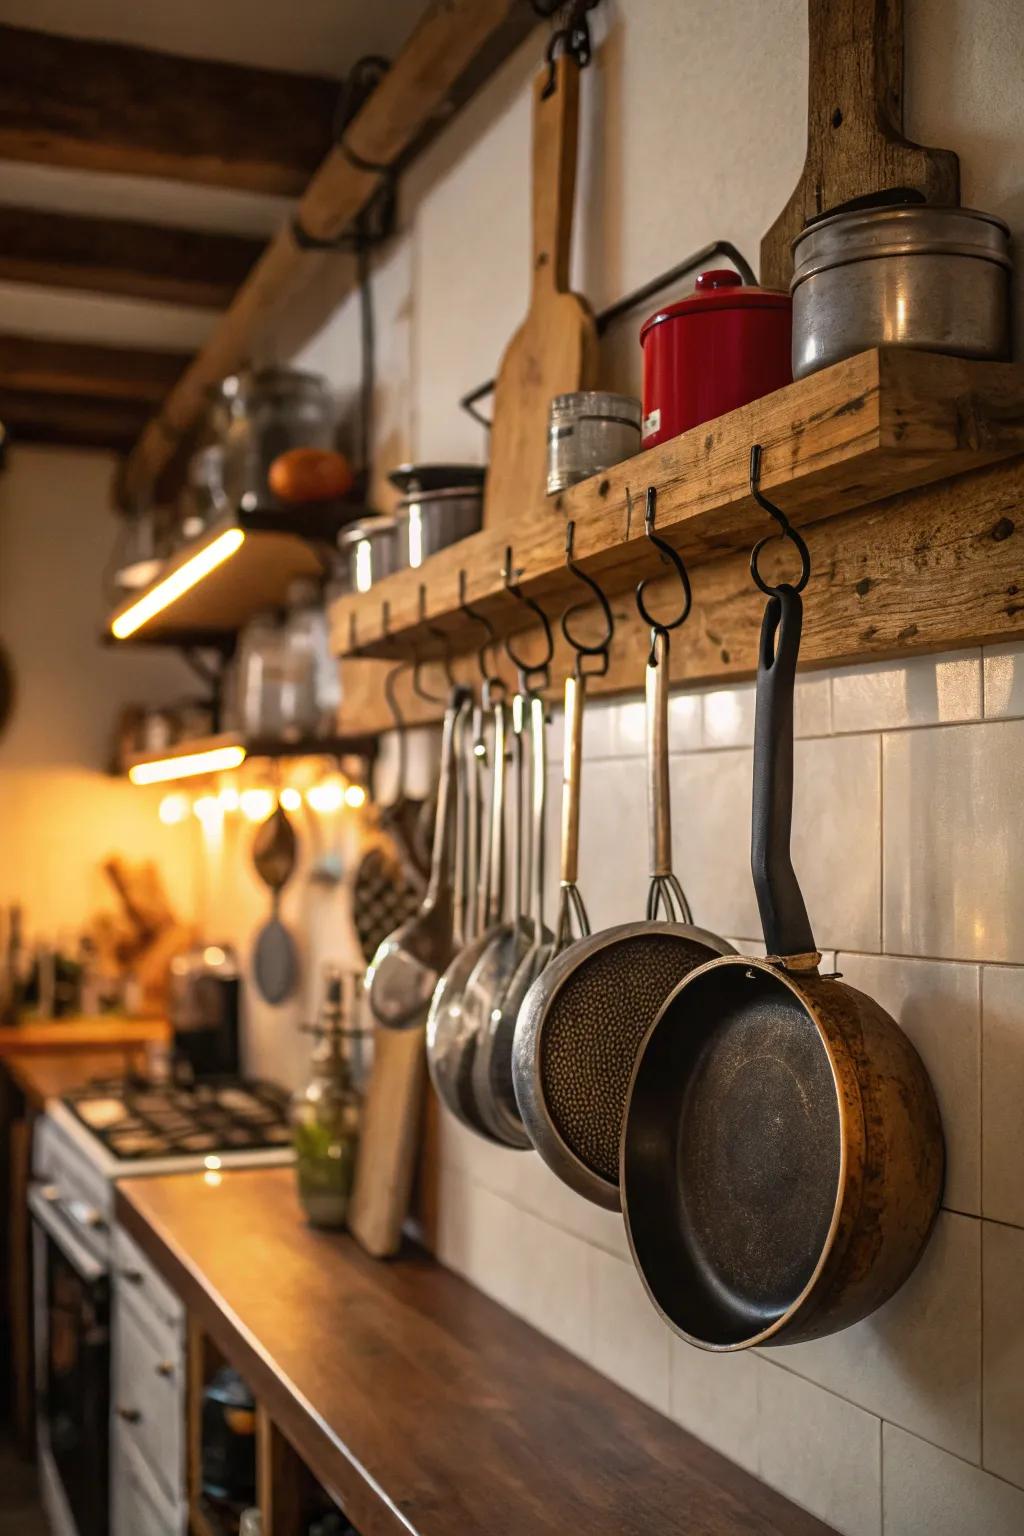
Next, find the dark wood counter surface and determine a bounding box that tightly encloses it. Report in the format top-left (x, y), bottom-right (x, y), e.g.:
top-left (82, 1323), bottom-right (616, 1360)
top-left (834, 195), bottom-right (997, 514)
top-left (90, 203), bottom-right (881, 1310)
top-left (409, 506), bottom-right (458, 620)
top-left (118, 1168), bottom-right (834, 1536)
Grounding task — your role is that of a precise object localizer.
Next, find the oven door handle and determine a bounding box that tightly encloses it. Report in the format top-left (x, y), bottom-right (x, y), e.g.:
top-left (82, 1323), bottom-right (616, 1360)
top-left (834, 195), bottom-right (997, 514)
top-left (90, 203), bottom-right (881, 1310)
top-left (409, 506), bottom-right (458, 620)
top-left (28, 1185), bottom-right (107, 1284)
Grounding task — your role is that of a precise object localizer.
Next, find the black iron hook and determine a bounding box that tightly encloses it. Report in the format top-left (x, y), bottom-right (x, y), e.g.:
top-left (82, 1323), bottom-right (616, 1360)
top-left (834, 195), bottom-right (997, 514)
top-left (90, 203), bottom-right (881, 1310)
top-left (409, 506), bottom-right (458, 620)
top-left (634, 486), bottom-right (692, 654)
top-left (418, 584), bottom-right (455, 688)
top-left (561, 520), bottom-right (614, 677)
top-left (749, 444), bottom-right (811, 596)
top-left (458, 570), bottom-right (506, 698)
top-left (502, 548), bottom-right (554, 691)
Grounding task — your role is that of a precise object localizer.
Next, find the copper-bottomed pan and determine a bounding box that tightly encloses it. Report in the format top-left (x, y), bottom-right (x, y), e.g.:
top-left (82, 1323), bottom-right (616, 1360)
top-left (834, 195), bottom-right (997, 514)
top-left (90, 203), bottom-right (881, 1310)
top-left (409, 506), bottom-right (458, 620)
top-left (622, 587), bottom-right (944, 1349)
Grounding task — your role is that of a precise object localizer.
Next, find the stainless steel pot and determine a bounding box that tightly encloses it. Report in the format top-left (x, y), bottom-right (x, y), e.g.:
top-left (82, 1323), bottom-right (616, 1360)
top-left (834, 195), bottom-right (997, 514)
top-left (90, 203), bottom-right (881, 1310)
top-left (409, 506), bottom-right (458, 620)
top-left (395, 488), bottom-right (482, 568)
top-left (339, 516), bottom-right (401, 593)
top-left (790, 202), bottom-right (1012, 379)
top-left (547, 391), bottom-right (641, 495)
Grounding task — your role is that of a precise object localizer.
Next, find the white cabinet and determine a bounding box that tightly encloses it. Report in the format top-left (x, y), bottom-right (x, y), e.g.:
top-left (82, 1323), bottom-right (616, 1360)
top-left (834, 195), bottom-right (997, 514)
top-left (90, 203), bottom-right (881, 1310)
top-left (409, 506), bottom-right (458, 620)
top-left (111, 1225), bottom-right (187, 1534)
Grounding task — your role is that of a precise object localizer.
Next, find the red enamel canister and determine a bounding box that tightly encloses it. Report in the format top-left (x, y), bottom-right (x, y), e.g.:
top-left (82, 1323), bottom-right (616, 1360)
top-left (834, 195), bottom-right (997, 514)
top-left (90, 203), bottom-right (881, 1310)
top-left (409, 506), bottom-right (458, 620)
top-left (639, 270), bottom-right (792, 449)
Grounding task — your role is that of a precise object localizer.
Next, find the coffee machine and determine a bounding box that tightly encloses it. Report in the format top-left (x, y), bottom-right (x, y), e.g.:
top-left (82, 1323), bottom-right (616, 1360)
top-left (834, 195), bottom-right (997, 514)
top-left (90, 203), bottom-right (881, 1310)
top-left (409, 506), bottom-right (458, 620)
top-left (168, 945), bottom-right (241, 1081)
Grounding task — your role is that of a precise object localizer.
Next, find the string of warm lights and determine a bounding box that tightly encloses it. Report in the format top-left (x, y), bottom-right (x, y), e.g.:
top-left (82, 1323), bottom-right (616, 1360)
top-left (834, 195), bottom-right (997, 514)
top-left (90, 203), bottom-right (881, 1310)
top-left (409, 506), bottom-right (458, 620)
top-left (156, 772), bottom-right (366, 827)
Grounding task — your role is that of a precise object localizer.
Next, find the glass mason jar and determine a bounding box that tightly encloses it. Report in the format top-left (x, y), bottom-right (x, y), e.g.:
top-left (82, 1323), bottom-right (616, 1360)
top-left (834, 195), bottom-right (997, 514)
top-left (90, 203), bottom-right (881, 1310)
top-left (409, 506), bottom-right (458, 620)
top-left (291, 969), bottom-right (363, 1228)
top-left (222, 368), bottom-right (336, 512)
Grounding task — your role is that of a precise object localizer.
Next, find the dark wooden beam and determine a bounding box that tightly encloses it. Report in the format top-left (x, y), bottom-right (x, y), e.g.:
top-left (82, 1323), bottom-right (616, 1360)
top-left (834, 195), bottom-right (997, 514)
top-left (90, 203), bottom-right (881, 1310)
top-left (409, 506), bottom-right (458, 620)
top-left (0, 389), bottom-right (151, 453)
top-left (0, 24), bottom-right (338, 194)
top-left (0, 336), bottom-right (191, 405)
top-left (0, 205), bottom-right (263, 309)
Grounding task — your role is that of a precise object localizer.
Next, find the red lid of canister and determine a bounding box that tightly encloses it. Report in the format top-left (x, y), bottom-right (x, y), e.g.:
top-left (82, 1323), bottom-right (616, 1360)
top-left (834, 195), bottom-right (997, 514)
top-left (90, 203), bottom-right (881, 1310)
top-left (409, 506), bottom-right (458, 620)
top-left (639, 269), bottom-right (790, 344)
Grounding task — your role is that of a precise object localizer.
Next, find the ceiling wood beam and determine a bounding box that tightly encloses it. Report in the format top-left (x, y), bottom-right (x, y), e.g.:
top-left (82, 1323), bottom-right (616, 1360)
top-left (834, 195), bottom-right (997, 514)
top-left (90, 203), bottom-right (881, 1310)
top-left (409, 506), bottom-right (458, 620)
top-left (0, 205), bottom-right (263, 309)
top-left (0, 389), bottom-right (151, 453)
top-left (0, 336), bottom-right (191, 404)
top-left (0, 24), bottom-right (339, 195)
top-left (119, 0), bottom-right (539, 507)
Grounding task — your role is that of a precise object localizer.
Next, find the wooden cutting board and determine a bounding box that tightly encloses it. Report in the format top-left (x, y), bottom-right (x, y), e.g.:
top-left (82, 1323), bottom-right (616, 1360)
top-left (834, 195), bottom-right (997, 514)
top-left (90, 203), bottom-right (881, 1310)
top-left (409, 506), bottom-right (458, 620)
top-left (483, 53), bottom-right (598, 530)
top-left (348, 1024), bottom-right (427, 1259)
top-left (759, 0), bottom-right (960, 289)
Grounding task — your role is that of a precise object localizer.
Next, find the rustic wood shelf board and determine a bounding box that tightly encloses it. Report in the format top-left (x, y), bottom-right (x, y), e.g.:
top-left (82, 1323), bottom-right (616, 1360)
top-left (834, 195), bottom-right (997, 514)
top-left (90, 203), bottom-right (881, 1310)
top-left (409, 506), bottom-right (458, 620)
top-left (333, 450), bottom-right (1024, 736)
top-left (123, 730), bottom-right (376, 778)
top-left (331, 350), bottom-right (1024, 664)
top-left (105, 511), bottom-right (340, 645)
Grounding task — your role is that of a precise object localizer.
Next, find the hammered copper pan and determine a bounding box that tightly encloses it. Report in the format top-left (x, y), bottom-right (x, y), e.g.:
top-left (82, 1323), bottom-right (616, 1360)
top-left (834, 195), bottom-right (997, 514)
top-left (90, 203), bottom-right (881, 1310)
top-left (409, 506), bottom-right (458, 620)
top-left (622, 587), bottom-right (944, 1349)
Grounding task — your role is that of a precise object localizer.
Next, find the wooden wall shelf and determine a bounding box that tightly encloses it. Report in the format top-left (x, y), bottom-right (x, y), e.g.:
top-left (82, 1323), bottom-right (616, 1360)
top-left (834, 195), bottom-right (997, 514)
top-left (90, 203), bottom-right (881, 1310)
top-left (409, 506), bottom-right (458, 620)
top-left (327, 349), bottom-right (1024, 734)
top-left (105, 505), bottom-right (351, 647)
top-left (122, 729), bottom-right (376, 783)
top-left (331, 349), bottom-right (1024, 665)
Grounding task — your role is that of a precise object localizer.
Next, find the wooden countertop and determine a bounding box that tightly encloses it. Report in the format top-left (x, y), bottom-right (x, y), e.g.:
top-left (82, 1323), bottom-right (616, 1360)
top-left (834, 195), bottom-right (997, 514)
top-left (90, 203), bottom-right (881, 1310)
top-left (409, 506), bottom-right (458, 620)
top-left (0, 1016), bottom-right (168, 1055)
top-left (4, 1050), bottom-right (131, 1110)
top-left (118, 1169), bottom-right (835, 1536)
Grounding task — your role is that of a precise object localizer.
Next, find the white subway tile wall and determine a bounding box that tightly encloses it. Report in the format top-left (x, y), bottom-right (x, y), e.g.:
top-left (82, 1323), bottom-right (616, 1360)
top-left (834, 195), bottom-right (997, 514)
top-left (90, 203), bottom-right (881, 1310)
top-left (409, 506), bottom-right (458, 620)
top-left (429, 643), bottom-right (1024, 1536)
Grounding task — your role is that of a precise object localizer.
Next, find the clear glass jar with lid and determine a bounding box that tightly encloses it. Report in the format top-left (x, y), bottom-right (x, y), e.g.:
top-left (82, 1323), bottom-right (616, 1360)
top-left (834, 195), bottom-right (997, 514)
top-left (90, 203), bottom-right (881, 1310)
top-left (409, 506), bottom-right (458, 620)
top-left (290, 968), bottom-right (364, 1228)
top-left (222, 367), bottom-right (337, 511)
top-left (279, 579), bottom-right (340, 741)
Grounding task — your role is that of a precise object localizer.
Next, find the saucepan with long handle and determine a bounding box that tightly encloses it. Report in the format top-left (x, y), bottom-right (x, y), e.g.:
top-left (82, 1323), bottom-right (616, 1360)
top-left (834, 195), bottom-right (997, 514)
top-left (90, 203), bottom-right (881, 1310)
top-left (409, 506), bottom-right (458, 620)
top-left (512, 625), bottom-right (733, 1209)
top-left (622, 584), bottom-right (944, 1349)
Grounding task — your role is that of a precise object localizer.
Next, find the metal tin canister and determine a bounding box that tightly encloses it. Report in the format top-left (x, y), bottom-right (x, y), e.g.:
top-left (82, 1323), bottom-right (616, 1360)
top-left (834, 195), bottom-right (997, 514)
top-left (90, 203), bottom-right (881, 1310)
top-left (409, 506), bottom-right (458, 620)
top-left (546, 392), bottom-right (642, 495)
top-left (339, 516), bottom-right (400, 594)
top-left (639, 270), bottom-right (792, 449)
top-left (790, 203), bottom-right (1012, 379)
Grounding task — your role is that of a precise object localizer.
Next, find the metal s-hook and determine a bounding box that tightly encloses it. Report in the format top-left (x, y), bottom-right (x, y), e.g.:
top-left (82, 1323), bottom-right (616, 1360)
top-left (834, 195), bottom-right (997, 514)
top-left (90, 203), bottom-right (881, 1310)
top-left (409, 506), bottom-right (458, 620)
top-left (502, 548), bottom-right (554, 691)
top-left (417, 583), bottom-right (455, 692)
top-left (634, 486), bottom-right (693, 658)
top-left (749, 443), bottom-right (811, 596)
top-left (458, 569), bottom-right (505, 698)
top-left (561, 520), bottom-right (614, 677)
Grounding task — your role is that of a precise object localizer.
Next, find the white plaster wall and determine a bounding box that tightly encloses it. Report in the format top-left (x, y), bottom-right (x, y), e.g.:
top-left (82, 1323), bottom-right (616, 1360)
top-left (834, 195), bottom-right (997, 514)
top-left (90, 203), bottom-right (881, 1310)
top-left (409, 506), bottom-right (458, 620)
top-left (219, 2), bottom-right (1024, 1529)
top-left (0, 447), bottom-right (199, 939)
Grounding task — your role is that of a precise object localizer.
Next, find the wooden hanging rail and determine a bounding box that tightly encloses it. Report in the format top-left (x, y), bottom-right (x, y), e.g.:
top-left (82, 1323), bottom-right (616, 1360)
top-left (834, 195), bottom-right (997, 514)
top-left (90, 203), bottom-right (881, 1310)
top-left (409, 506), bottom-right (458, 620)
top-left (330, 348), bottom-right (1024, 663)
top-left (116, 0), bottom-right (539, 510)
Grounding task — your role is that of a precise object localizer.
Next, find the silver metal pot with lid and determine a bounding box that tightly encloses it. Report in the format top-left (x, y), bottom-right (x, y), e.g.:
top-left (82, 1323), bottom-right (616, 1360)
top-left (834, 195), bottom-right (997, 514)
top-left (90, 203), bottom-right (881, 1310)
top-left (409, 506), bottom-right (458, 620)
top-left (339, 515), bottom-right (400, 594)
top-left (790, 194), bottom-right (1012, 379)
top-left (389, 464), bottom-right (484, 569)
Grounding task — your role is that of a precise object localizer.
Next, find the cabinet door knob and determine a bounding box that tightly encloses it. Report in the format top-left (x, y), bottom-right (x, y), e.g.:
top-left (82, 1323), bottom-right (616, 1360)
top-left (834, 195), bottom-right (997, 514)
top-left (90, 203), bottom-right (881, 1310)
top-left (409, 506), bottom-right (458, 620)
top-left (156, 1360), bottom-right (175, 1378)
top-left (116, 1407), bottom-right (142, 1424)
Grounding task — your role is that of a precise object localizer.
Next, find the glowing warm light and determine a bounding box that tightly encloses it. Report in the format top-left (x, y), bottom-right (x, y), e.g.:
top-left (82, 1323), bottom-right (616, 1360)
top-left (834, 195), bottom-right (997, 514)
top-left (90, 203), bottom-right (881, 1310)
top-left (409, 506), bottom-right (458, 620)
top-left (111, 527), bottom-right (246, 638)
top-left (129, 744), bottom-right (246, 785)
top-left (193, 794), bottom-right (222, 823)
top-left (202, 947), bottom-right (226, 967)
top-left (203, 1170), bottom-right (223, 1188)
top-left (158, 792), bottom-right (189, 825)
top-left (240, 787), bottom-right (275, 822)
top-left (279, 786), bottom-right (302, 812)
top-left (204, 1155), bottom-right (222, 1170)
top-left (306, 778), bottom-right (345, 814)
top-left (343, 783), bottom-right (367, 809)
top-left (218, 785), bottom-right (240, 812)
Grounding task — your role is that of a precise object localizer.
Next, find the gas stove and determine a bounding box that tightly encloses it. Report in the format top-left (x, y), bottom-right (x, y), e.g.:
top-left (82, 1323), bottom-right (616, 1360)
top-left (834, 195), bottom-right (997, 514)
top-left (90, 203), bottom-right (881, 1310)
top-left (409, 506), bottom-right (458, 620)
top-left (61, 1075), bottom-right (293, 1162)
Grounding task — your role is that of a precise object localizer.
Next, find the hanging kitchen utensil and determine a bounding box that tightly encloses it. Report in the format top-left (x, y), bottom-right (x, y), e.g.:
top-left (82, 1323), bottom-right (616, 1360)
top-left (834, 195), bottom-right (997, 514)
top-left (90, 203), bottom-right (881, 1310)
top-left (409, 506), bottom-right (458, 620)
top-left (512, 494), bottom-right (733, 1208)
top-left (472, 690), bottom-right (553, 1147)
top-left (759, 0), bottom-right (959, 289)
top-left (378, 661), bottom-right (432, 882)
top-left (483, 52), bottom-right (598, 530)
top-left (251, 803), bottom-right (300, 1005)
top-left (621, 473), bottom-right (943, 1350)
top-left (426, 690), bottom-right (508, 1134)
top-left (366, 684), bottom-right (469, 1029)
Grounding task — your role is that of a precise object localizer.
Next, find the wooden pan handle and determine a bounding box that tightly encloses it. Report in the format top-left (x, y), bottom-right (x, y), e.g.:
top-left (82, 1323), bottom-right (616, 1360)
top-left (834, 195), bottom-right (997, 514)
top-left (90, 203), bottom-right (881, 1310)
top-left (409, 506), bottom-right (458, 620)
top-left (760, 0), bottom-right (959, 288)
top-left (531, 53), bottom-right (581, 297)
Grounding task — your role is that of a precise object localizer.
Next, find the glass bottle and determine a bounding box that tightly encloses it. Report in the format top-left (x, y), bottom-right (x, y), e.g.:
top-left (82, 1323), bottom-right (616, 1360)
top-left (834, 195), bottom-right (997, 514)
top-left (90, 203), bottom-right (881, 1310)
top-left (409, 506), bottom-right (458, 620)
top-left (291, 968), bottom-right (363, 1228)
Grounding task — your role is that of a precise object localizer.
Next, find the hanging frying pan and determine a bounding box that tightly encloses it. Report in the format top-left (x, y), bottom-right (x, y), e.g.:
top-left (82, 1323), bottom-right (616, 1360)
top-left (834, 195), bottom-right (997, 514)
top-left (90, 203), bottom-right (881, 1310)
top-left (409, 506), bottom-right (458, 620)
top-left (622, 585), bottom-right (944, 1350)
top-left (512, 625), bottom-right (733, 1210)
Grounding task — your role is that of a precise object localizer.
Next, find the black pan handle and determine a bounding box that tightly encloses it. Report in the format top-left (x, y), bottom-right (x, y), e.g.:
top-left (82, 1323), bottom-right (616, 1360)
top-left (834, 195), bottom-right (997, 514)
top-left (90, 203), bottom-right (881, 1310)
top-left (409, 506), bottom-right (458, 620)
top-left (751, 586), bottom-right (817, 961)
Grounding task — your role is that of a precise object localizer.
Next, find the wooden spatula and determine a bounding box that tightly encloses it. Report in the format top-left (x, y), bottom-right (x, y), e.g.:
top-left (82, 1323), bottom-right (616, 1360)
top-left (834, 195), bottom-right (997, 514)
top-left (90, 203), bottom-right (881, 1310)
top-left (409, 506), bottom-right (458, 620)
top-left (483, 53), bottom-right (598, 530)
top-left (760, 0), bottom-right (959, 289)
